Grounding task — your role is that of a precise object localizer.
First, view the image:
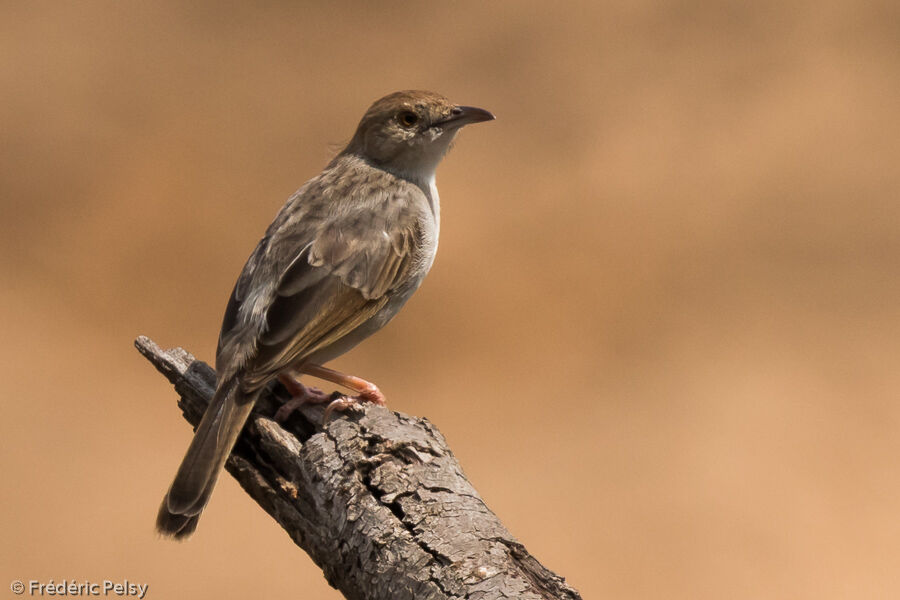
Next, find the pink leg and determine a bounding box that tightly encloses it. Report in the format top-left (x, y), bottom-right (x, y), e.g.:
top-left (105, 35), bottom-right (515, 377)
top-left (301, 364), bottom-right (386, 405)
top-left (299, 364), bottom-right (386, 425)
top-left (275, 365), bottom-right (386, 425)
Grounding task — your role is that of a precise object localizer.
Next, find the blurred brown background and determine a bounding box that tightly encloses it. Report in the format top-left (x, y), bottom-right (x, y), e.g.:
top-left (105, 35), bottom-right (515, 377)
top-left (2, 1), bottom-right (899, 598)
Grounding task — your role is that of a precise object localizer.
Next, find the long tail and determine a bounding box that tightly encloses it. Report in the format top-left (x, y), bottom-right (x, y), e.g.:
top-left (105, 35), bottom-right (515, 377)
top-left (156, 378), bottom-right (258, 539)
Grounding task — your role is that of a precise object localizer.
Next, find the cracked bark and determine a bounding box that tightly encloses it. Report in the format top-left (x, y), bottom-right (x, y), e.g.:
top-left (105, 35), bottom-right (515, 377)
top-left (137, 335), bottom-right (582, 600)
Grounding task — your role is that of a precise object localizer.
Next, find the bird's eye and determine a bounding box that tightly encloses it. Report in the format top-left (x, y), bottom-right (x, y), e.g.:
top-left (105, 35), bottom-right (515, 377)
top-left (398, 111), bottom-right (419, 128)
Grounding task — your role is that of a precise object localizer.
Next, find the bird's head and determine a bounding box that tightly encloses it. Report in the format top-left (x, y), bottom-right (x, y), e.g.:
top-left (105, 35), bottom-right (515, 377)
top-left (345, 90), bottom-right (494, 179)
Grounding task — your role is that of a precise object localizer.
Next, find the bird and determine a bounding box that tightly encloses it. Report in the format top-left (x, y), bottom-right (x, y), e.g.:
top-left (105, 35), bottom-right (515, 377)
top-left (157, 90), bottom-right (494, 539)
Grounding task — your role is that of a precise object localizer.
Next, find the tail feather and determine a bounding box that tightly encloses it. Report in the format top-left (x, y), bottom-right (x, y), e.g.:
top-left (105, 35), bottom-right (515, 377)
top-left (157, 378), bottom-right (257, 539)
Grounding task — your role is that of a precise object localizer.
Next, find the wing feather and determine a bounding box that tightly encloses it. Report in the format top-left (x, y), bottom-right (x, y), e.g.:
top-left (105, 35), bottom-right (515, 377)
top-left (215, 172), bottom-right (426, 388)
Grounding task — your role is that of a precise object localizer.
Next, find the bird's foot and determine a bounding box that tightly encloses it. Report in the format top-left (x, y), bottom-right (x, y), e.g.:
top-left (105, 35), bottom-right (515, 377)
top-left (323, 385), bottom-right (386, 425)
top-left (274, 374), bottom-right (332, 423)
top-left (293, 363), bottom-right (387, 426)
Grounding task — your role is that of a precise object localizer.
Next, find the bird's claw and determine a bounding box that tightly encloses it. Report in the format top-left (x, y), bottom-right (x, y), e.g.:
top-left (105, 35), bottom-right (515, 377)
top-left (322, 388), bottom-right (386, 426)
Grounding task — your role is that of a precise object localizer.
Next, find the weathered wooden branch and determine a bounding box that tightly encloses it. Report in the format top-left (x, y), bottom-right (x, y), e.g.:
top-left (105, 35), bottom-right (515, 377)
top-left (136, 335), bottom-right (581, 600)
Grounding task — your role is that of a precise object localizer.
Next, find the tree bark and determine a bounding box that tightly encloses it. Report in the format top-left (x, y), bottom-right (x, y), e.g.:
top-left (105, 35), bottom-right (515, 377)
top-left (136, 335), bottom-right (582, 600)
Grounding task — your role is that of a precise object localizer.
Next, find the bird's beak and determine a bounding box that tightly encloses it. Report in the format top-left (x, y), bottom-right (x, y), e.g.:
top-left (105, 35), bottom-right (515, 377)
top-left (436, 105), bottom-right (495, 129)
